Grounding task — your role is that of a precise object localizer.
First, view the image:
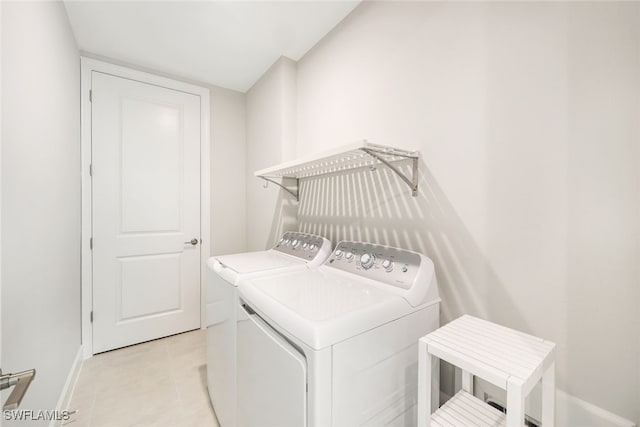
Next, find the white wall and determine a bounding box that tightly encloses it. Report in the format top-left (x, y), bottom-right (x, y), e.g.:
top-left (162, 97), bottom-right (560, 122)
top-left (564, 6), bottom-right (639, 421)
top-left (245, 57), bottom-right (298, 251)
top-left (292, 1), bottom-right (639, 424)
top-left (0, 0), bottom-right (4, 385)
top-left (2, 1), bottom-right (81, 420)
top-left (210, 86), bottom-right (247, 255)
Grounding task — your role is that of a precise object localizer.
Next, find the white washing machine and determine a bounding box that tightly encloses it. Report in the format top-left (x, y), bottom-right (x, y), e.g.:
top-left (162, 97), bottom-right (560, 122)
top-left (206, 231), bottom-right (332, 427)
top-left (236, 241), bottom-right (441, 427)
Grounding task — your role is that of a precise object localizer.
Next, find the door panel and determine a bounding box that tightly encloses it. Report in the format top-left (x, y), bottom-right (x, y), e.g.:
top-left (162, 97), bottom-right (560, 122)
top-left (92, 71), bottom-right (201, 353)
top-left (120, 98), bottom-right (182, 233)
top-left (119, 253), bottom-right (181, 320)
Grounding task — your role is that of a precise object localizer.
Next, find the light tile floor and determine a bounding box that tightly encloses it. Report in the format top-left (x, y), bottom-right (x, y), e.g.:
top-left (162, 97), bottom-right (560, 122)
top-left (66, 330), bottom-right (219, 427)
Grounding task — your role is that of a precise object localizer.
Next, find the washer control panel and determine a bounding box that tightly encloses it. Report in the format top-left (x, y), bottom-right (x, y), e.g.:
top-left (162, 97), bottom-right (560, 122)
top-left (325, 241), bottom-right (422, 290)
top-left (273, 231), bottom-right (329, 261)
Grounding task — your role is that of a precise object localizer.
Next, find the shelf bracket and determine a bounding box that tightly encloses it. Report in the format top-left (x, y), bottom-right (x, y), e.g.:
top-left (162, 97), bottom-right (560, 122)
top-left (360, 148), bottom-right (419, 197)
top-left (258, 176), bottom-right (299, 201)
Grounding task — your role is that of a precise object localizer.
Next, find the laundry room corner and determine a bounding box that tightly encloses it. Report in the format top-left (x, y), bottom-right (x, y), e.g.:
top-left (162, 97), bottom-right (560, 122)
top-left (2, 1), bottom-right (638, 425)
top-left (246, 57), bottom-right (299, 251)
top-left (209, 85), bottom-right (248, 257)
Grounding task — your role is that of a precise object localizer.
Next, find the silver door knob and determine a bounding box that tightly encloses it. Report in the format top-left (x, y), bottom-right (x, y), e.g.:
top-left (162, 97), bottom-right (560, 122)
top-left (185, 238), bottom-right (198, 246)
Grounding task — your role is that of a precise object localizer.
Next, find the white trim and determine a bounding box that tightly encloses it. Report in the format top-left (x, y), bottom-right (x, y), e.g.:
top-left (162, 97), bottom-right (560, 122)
top-left (80, 58), bottom-right (92, 360)
top-left (51, 346), bottom-right (83, 427)
top-left (200, 87), bottom-right (211, 332)
top-left (0, 0), bottom-right (4, 378)
top-left (556, 389), bottom-right (636, 427)
top-left (467, 382), bottom-right (636, 427)
top-left (80, 57), bottom-right (211, 358)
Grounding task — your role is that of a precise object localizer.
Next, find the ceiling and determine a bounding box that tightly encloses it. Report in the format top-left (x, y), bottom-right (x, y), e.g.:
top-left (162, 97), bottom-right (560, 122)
top-left (63, 1), bottom-right (360, 92)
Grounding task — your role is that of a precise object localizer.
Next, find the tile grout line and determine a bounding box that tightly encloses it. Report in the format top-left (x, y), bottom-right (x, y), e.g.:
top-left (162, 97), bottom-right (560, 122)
top-left (165, 337), bottom-right (187, 423)
top-left (85, 384), bottom-right (98, 427)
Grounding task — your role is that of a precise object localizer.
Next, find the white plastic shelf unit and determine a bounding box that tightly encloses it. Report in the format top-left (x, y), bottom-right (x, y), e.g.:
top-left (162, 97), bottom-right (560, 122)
top-left (418, 315), bottom-right (556, 427)
top-left (254, 140), bottom-right (420, 200)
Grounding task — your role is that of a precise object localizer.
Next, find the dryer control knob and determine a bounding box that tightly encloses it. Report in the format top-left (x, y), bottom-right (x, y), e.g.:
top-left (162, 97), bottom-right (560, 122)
top-left (345, 252), bottom-right (354, 261)
top-left (293, 240), bottom-right (302, 249)
top-left (382, 259), bottom-right (394, 272)
top-left (302, 242), bottom-right (309, 250)
top-left (309, 244), bottom-right (317, 251)
top-left (290, 239), bottom-right (298, 248)
top-left (360, 253), bottom-right (375, 269)
top-left (335, 249), bottom-right (344, 259)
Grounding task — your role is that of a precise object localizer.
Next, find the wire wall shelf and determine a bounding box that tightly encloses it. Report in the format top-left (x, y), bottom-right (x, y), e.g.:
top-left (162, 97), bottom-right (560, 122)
top-left (255, 140), bottom-right (420, 201)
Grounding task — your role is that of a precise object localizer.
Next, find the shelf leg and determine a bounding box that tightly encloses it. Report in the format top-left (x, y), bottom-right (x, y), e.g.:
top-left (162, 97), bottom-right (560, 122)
top-left (506, 378), bottom-right (525, 427)
top-left (542, 362), bottom-right (555, 426)
top-left (417, 339), bottom-right (431, 427)
top-left (431, 357), bottom-right (440, 413)
top-left (461, 370), bottom-right (474, 394)
top-left (411, 156), bottom-right (418, 197)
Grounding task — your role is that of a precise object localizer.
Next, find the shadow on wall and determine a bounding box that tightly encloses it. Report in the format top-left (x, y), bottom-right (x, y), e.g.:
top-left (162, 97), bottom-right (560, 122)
top-left (295, 160), bottom-right (532, 395)
top-left (264, 177), bottom-right (299, 248)
top-left (298, 160), bottom-right (529, 323)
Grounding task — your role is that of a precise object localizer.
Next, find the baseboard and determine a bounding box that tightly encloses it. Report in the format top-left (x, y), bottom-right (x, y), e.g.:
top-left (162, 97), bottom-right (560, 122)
top-left (556, 389), bottom-right (636, 427)
top-left (445, 377), bottom-right (636, 427)
top-left (51, 345), bottom-right (84, 427)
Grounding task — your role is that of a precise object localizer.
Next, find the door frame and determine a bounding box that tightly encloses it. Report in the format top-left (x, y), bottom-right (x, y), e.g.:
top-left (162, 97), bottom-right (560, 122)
top-left (80, 57), bottom-right (211, 359)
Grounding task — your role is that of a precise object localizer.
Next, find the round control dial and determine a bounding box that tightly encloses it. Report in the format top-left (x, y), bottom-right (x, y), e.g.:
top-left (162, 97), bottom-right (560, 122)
top-left (381, 259), bottom-right (394, 272)
top-left (309, 244), bottom-right (316, 251)
top-left (345, 252), bottom-right (354, 261)
top-left (360, 253), bottom-right (375, 270)
top-left (335, 249), bottom-right (343, 259)
top-left (302, 242), bottom-right (309, 250)
top-left (293, 240), bottom-right (302, 249)
top-left (290, 239), bottom-right (298, 247)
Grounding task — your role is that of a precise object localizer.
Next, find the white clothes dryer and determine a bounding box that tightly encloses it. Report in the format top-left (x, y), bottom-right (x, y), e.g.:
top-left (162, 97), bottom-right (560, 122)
top-left (206, 231), bottom-right (331, 427)
top-left (236, 241), bottom-right (441, 427)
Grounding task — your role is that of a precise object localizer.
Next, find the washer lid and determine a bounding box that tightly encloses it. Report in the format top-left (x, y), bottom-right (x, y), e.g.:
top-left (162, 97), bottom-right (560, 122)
top-left (238, 269), bottom-right (413, 350)
top-left (213, 250), bottom-right (305, 282)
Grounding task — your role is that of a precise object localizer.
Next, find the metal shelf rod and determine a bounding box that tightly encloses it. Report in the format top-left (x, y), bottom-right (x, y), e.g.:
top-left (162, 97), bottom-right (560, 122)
top-left (258, 176), bottom-right (299, 201)
top-left (255, 141), bottom-right (420, 198)
top-left (359, 147), bottom-right (418, 197)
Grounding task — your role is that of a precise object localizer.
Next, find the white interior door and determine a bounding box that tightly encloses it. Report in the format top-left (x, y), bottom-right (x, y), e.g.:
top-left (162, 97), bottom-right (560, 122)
top-left (92, 71), bottom-right (201, 353)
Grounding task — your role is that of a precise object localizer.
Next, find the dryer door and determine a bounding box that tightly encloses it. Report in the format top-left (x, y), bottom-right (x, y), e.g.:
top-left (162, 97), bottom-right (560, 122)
top-left (237, 302), bottom-right (307, 427)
